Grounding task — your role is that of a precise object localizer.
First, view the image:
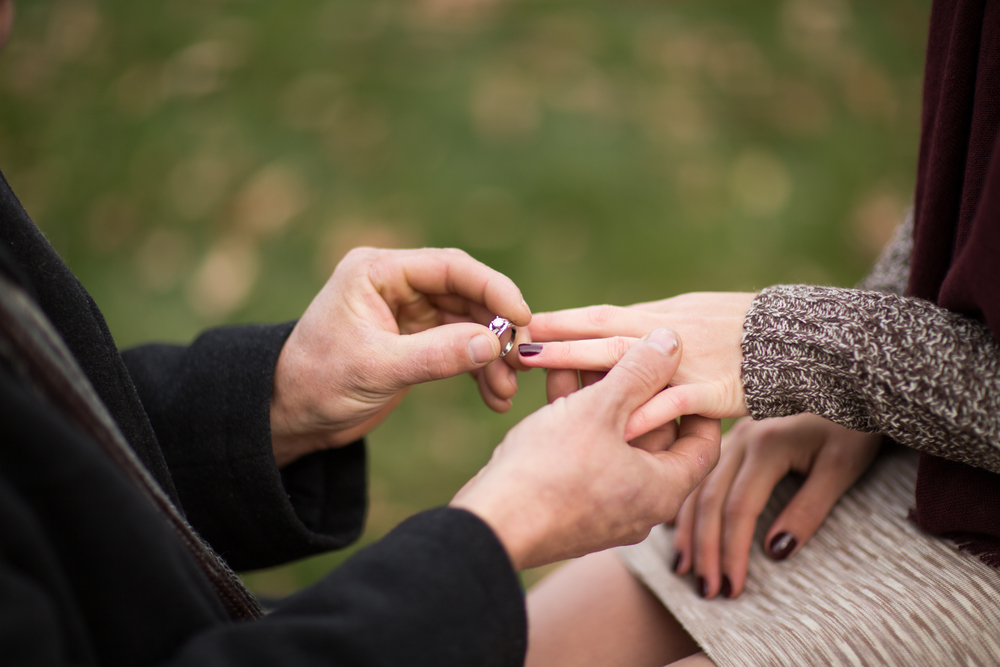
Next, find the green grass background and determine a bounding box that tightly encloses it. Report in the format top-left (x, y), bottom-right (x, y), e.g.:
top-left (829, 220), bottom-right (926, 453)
top-left (0, 0), bottom-right (929, 594)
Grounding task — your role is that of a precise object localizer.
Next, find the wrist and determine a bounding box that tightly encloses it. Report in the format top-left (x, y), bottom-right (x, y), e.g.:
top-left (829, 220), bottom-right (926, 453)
top-left (450, 486), bottom-right (543, 571)
top-left (269, 332), bottom-right (348, 466)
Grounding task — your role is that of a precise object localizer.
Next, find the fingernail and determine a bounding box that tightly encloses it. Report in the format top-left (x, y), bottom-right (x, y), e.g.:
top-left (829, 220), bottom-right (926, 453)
top-left (671, 551), bottom-right (682, 573)
top-left (697, 576), bottom-right (708, 598)
top-left (646, 328), bottom-right (679, 356)
top-left (518, 343), bottom-right (543, 357)
top-left (720, 575), bottom-right (733, 599)
top-left (468, 334), bottom-right (497, 365)
top-left (768, 532), bottom-right (797, 560)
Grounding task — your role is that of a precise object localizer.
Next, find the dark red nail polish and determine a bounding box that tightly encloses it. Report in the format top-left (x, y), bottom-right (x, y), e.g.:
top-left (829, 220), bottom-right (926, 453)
top-left (671, 551), bottom-right (682, 573)
top-left (518, 343), bottom-right (543, 357)
top-left (720, 575), bottom-right (733, 599)
top-left (768, 532), bottom-right (797, 560)
top-left (697, 576), bottom-right (708, 598)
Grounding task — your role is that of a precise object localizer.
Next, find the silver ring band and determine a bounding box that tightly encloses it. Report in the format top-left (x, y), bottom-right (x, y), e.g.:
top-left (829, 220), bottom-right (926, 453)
top-left (499, 328), bottom-right (516, 358)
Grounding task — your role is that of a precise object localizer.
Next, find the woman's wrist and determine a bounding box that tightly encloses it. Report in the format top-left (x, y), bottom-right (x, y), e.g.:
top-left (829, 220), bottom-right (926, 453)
top-left (741, 285), bottom-right (879, 429)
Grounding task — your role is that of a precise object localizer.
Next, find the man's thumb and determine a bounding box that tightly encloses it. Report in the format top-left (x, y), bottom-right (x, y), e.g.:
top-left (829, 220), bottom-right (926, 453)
top-left (594, 327), bottom-right (681, 418)
top-left (387, 323), bottom-right (500, 387)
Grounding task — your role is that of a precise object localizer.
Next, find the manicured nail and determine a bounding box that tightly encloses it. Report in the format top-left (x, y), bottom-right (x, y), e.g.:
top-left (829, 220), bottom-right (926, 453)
top-left (768, 532), bottom-right (797, 560)
top-left (468, 334), bottom-right (497, 365)
top-left (671, 551), bottom-right (682, 573)
top-left (720, 575), bottom-right (733, 599)
top-left (697, 576), bottom-right (708, 598)
top-left (518, 343), bottom-right (543, 357)
top-left (646, 328), bottom-right (679, 356)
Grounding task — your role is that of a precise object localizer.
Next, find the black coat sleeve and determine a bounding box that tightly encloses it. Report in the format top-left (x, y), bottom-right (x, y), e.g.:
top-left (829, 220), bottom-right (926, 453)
top-left (1, 363), bottom-right (526, 666)
top-left (0, 497), bottom-right (527, 667)
top-left (121, 323), bottom-right (367, 571)
top-left (177, 509), bottom-right (529, 667)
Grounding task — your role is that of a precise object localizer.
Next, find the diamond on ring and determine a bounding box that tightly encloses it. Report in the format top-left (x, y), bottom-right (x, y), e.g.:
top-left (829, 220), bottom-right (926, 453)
top-left (488, 316), bottom-right (516, 358)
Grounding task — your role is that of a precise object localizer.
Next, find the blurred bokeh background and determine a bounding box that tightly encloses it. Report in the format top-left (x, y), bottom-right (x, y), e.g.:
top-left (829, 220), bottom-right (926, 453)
top-left (0, 0), bottom-right (929, 595)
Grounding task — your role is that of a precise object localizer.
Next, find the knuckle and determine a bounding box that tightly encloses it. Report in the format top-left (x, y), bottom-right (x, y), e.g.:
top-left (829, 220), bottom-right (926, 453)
top-left (550, 395), bottom-right (571, 414)
top-left (606, 336), bottom-right (633, 365)
top-left (746, 427), bottom-right (778, 453)
top-left (364, 253), bottom-right (395, 286)
top-left (417, 346), bottom-right (455, 380)
top-left (341, 246), bottom-right (379, 273)
top-left (441, 247), bottom-right (470, 258)
top-left (698, 483), bottom-right (726, 510)
top-left (345, 246), bottom-right (376, 260)
top-left (722, 497), bottom-right (751, 525)
top-left (729, 418), bottom-right (752, 436)
top-left (755, 421), bottom-right (782, 441)
top-left (588, 304), bottom-right (619, 327)
top-left (823, 443), bottom-right (861, 470)
top-left (666, 390), bottom-right (688, 416)
top-left (627, 409), bottom-right (653, 436)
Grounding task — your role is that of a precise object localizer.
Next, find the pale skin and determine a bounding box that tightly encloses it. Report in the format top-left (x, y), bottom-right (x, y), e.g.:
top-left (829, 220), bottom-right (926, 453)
top-left (271, 246), bottom-right (726, 571)
top-left (230, 245), bottom-right (725, 576)
top-left (452, 327), bottom-right (721, 570)
top-left (278, 247), bottom-right (721, 585)
top-left (523, 293), bottom-right (757, 440)
top-left (268, 246), bottom-right (533, 466)
top-left (520, 294), bottom-right (884, 666)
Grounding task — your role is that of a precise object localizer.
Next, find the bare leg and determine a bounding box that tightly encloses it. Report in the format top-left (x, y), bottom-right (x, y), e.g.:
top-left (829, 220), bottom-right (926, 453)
top-left (668, 653), bottom-right (716, 666)
top-left (526, 549), bottom-right (700, 667)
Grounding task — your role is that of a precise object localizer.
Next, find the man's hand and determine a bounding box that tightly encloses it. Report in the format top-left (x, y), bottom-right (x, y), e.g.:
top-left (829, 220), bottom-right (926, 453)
top-left (451, 328), bottom-right (721, 571)
top-left (270, 247), bottom-right (531, 467)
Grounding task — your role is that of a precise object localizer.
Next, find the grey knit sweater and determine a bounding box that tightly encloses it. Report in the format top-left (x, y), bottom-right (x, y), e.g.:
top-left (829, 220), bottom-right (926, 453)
top-left (741, 212), bottom-right (1000, 474)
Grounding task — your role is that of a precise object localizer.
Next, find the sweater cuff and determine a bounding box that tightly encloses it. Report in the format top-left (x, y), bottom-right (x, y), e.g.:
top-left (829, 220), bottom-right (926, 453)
top-left (741, 285), bottom-right (880, 431)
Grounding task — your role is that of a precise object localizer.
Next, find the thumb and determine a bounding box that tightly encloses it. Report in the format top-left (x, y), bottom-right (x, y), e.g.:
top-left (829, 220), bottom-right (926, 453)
top-left (383, 322), bottom-right (501, 387)
top-left (590, 327), bottom-right (681, 419)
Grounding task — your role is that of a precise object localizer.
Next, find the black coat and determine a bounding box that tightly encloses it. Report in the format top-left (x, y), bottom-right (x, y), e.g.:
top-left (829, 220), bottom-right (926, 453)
top-left (0, 170), bottom-right (526, 666)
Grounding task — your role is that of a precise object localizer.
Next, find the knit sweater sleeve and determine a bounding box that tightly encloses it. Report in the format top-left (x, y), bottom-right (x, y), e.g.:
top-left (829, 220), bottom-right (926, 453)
top-left (741, 285), bottom-right (1000, 473)
top-left (855, 209), bottom-right (914, 295)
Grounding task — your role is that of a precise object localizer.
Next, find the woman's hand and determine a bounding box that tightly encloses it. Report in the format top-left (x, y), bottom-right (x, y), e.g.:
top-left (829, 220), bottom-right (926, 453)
top-left (269, 247), bottom-right (531, 467)
top-left (672, 414), bottom-right (882, 599)
top-left (452, 329), bottom-right (721, 570)
top-left (521, 292), bottom-right (756, 439)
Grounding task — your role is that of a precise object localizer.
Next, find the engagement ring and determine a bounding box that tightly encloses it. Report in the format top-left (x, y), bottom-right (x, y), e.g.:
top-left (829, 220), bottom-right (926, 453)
top-left (488, 316), bottom-right (516, 358)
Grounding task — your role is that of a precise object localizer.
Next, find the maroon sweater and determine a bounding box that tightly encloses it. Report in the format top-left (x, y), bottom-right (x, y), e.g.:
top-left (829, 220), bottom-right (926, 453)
top-left (909, 0), bottom-right (1000, 566)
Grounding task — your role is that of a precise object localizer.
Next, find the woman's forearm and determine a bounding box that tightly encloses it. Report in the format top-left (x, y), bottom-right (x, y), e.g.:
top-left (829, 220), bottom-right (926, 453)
top-left (742, 284), bottom-right (1000, 473)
